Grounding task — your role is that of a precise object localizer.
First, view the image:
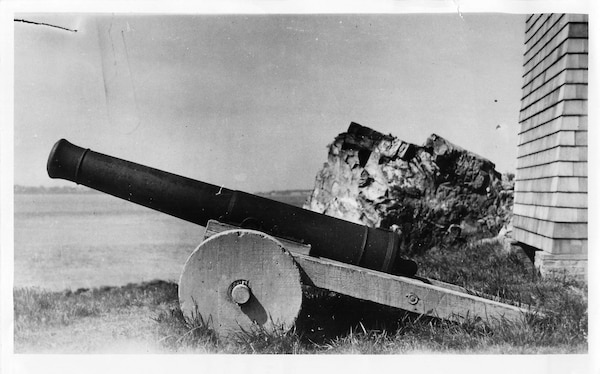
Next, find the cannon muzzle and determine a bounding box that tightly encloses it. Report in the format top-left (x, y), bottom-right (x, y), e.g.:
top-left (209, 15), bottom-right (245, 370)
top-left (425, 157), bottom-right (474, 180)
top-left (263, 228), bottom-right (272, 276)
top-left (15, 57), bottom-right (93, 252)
top-left (47, 139), bottom-right (417, 276)
top-left (47, 139), bottom-right (88, 182)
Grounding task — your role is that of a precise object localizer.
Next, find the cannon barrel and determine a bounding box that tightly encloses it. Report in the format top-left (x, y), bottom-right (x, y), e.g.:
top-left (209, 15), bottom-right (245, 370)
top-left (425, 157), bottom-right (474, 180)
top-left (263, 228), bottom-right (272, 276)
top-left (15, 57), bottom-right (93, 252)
top-left (47, 139), bottom-right (416, 276)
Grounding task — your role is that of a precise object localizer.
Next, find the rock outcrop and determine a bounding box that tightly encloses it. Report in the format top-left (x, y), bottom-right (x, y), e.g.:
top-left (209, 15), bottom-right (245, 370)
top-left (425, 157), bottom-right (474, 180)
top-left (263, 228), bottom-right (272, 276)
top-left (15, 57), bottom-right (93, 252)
top-left (304, 122), bottom-right (514, 254)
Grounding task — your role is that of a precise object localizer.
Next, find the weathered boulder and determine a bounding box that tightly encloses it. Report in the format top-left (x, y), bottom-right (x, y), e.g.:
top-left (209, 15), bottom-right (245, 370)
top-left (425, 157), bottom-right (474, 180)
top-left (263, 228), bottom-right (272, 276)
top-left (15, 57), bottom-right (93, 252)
top-left (304, 122), bottom-right (514, 254)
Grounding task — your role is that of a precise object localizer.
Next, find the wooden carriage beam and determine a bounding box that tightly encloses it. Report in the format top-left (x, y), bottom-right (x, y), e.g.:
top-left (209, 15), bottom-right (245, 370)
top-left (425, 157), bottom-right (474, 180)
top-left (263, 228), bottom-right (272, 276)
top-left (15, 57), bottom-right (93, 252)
top-left (205, 220), bottom-right (533, 325)
top-left (294, 253), bottom-right (531, 324)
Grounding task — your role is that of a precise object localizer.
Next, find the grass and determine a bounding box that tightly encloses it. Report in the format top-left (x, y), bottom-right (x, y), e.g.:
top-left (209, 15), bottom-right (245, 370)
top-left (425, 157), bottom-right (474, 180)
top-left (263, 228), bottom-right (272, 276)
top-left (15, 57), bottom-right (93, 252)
top-left (13, 280), bottom-right (178, 353)
top-left (13, 239), bottom-right (587, 354)
top-left (14, 281), bottom-right (174, 327)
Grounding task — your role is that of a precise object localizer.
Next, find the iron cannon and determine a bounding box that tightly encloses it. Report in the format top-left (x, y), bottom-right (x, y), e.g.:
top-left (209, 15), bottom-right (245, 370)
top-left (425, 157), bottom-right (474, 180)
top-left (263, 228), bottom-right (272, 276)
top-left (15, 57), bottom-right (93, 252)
top-left (47, 138), bottom-right (416, 276)
top-left (47, 139), bottom-right (532, 336)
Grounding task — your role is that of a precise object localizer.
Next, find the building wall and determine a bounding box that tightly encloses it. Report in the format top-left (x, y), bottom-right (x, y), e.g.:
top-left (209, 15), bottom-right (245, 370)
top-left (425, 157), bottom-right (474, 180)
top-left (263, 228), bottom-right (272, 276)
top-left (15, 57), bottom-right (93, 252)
top-left (513, 14), bottom-right (588, 278)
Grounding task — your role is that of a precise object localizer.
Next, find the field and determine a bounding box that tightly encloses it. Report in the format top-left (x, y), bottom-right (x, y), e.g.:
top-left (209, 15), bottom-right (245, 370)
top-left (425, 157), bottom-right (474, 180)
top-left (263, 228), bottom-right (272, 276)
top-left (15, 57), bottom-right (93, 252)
top-left (14, 193), bottom-right (205, 291)
top-left (13, 193), bottom-right (587, 354)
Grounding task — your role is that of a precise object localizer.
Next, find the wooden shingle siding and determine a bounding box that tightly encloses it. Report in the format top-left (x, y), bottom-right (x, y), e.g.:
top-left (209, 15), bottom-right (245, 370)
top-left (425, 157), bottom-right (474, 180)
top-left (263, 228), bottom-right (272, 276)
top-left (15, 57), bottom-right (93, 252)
top-left (525, 14), bottom-right (549, 38)
top-left (523, 15), bottom-right (587, 65)
top-left (518, 115), bottom-right (587, 144)
top-left (516, 161), bottom-right (587, 180)
top-left (516, 146), bottom-right (587, 169)
top-left (523, 36), bottom-right (588, 79)
top-left (522, 65), bottom-right (588, 105)
top-left (522, 29), bottom-right (587, 87)
top-left (524, 14), bottom-right (563, 58)
top-left (515, 176), bottom-right (587, 193)
top-left (517, 131), bottom-right (580, 157)
top-left (513, 204), bottom-right (587, 222)
top-left (514, 191), bottom-right (587, 208)
top-left (575, 131), bottom-right (587, 145)
top-left (519, 100), bottom-right (587, 133)
top-left (524, 14), bottom-right (587, 43)
top-left (513, 229), bottom-right (587, 255)
top-left (520, 84), bottom-right (587, 120)
top-left (520, 83), bottom-right (588, 122)
top-left (513, 215), bottom-right (587, 239)
top-left (514, 14), bottom-right (588, 261)
top-left (522, 54), bottom-right (588, 98)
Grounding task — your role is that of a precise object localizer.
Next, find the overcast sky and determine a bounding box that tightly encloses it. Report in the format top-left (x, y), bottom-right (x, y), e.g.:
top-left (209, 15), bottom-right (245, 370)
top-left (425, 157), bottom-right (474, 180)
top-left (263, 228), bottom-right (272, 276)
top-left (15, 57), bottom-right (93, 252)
top-left (14, 13), bottom-right (525, 192)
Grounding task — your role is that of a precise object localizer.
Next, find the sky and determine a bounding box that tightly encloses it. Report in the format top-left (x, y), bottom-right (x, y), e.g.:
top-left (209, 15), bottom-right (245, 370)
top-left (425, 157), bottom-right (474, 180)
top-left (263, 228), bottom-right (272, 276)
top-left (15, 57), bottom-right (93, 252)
top-left (13, 12), bottom-right (526, 192)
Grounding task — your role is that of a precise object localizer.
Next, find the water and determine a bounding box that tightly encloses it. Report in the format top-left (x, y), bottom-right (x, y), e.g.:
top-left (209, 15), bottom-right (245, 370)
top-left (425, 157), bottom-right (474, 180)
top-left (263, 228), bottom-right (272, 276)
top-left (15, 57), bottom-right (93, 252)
top-left (14, 193), bottom-right (206, 291)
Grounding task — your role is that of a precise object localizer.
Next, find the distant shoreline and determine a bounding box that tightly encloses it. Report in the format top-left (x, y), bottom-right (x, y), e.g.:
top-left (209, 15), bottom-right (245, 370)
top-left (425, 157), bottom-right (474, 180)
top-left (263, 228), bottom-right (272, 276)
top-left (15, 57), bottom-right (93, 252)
top-left (14, 185), bottom-right (99, 194)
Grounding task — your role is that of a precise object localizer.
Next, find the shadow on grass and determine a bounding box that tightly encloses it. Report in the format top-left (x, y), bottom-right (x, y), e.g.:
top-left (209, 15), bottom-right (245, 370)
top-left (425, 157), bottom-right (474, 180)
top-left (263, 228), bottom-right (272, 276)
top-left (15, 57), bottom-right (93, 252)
top-left (295, 286), bottom-right (406, 344)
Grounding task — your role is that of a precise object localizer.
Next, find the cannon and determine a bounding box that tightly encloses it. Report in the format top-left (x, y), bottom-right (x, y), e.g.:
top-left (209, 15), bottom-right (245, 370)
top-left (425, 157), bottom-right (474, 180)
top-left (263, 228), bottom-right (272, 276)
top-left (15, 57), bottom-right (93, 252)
top-left (48, 139), bottom-right (532, 336)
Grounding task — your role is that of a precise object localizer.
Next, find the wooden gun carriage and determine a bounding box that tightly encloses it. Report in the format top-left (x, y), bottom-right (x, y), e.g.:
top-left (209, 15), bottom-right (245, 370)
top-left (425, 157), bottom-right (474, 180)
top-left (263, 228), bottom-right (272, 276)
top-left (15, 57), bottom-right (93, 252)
top-left (47, 139), bottom-right (532, 337)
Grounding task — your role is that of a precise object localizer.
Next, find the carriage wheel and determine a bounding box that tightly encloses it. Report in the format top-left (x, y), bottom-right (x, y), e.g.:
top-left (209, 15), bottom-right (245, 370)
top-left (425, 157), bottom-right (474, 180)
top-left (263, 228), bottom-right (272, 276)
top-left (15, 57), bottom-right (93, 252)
top-left (178, 229), bottom-right (303, 337)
